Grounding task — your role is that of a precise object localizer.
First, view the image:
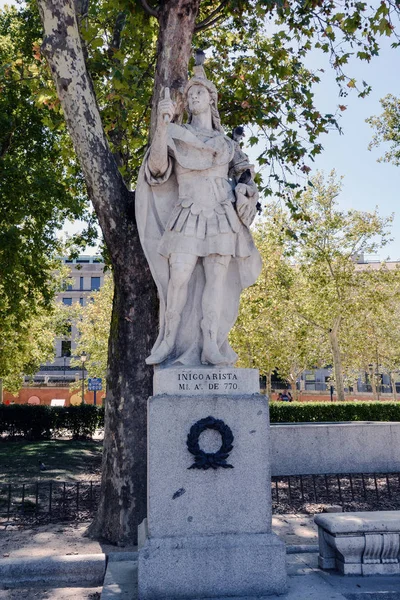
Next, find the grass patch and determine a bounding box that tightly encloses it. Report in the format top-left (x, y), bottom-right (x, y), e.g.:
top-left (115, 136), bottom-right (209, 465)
top-left (0, 439), bottom-right (103, 483)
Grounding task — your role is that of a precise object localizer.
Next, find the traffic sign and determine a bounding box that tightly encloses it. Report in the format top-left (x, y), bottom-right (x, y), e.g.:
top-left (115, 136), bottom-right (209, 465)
top-left (88, 377), bottom-right (102, 391)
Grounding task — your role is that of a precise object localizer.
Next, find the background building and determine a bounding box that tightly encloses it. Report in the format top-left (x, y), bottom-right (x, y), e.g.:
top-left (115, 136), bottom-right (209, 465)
top-left (24, 255), bottom-right (105, 389)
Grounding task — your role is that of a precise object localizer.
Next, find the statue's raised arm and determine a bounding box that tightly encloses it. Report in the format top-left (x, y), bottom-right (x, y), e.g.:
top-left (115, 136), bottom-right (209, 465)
top-left (135, 53), bottom-right (262, 368)
top-left (148, 87), bottom-right (175, 177)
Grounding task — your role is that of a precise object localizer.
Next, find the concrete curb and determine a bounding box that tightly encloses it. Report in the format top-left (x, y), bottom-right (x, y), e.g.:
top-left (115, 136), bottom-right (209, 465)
top-left (108, 551), bottom-right (138, 563)
top-left (286, 544), bottom-right (319, 554)
top-left (0, 553), bottom-right (106, 589)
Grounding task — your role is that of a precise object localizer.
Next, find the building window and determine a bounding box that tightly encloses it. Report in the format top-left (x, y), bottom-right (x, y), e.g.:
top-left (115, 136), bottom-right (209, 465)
top-left (91, 277), bottom-right (101, 291)
top-left (62, 298), bottom-right (72, 306)
top-left (77, 258), bottom-right (90, 263)
top-left (79, 297), bottom-right (84, 306)
top-left (80, 276), bottom-right (84, 290)
top-left (61, 340), bottom-right (71, 357)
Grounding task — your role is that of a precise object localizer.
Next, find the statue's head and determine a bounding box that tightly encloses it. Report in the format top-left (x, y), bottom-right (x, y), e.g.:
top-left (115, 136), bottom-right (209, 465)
top-left (184, 63), bottom-right (223, 132)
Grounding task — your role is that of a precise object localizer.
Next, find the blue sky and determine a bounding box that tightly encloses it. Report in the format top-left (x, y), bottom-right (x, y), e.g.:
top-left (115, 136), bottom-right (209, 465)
top-left (293, 36), bottom-right (399, 260)
top-left (244, 31), bottom-right (399, 260)
top-left (2, 0), bottom-right (399, 258)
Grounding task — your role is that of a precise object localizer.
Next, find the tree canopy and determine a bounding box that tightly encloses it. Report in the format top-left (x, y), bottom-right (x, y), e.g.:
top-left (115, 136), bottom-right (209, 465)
top-left (368, 93), bottom-right (400, 166)
top-left (232, 171), bottom-right (397, 400)
top-left (0, 5), bottom-right (93, 370)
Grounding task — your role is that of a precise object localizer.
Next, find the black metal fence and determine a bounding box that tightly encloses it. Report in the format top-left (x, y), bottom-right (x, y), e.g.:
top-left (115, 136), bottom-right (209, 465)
top-left (0, 481), bottom-right (101, 522)
top-left (271, 472), bottom-right (400, 513)
top-left (2, 473), bottom-right (400, 523)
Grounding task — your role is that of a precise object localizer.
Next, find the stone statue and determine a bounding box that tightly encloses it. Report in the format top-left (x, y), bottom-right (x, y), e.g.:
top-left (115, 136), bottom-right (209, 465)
top-left (136, 57), bottom-right (262, 368)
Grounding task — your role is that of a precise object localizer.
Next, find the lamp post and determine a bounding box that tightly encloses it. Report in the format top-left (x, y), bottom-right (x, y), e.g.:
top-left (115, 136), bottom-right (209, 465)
top-left (81, 352), bottom-right (87, 404)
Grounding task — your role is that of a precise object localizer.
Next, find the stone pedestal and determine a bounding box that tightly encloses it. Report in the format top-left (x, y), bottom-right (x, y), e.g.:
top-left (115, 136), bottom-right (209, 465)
top-left (138, 368), bottom-right (287, 599)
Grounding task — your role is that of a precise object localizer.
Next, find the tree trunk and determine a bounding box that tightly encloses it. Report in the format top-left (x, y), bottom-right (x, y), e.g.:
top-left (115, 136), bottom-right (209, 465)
top-left (370, 365), bottom-right (379, 401)
top-left (38, 0), bottom-right (157, 544)
top-left (329, 317), bottom-right (345, 402)
top-left (91, 241), bottom-right (158, 544)
top-left (390, 373), bottom-right (397, 401)
top-left (150, 0), bottom-right (201, 137)
top-left (288, 373), bottom-right (299, 401)
top-left (266, 371), bottom-right (272, 397)
top-left (38, 0), bottom-right (201, 544)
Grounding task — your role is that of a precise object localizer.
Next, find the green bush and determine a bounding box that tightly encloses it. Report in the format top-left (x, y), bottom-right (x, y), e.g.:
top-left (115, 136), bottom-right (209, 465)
top-left (0, 405), bottom-right (53, 439)
top-left (0, 405), bottom-right (103, 440)
top-left (269, 401), bottom-right (400, 423)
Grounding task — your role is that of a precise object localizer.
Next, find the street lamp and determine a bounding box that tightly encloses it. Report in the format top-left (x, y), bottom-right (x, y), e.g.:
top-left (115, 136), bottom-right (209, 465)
top-left (81, 352), bottom-right (87, 404)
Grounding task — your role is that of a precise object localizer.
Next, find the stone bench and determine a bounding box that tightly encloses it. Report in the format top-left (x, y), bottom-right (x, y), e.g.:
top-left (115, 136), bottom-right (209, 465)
top-left (315, 511), bottom-right (400, 575)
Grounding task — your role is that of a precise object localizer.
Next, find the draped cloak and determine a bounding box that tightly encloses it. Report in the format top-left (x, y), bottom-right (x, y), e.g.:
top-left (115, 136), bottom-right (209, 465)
top-left (135, 123), bottom-right (262, 367)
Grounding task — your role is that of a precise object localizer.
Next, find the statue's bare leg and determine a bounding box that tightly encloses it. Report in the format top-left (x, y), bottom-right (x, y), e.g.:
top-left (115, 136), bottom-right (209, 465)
top-left (201, 254), bottom-right (231, 365)
top-left (146, 253), bottom-right (197, 365)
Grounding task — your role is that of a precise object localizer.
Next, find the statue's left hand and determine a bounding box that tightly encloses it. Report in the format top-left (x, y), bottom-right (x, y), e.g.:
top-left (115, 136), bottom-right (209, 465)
top-left (235, 182), bottom-right (258, 227)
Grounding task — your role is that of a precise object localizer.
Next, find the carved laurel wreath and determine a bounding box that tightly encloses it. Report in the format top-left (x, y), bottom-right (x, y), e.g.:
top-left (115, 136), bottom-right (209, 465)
top-left (186, 415), bottom-right (234, 470)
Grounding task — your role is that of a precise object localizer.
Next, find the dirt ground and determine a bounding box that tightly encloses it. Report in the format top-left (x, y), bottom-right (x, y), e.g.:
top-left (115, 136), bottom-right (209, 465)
top-left (0, 520), bottom-right (137, 600)
top-left (0, 587), bottom-right (102, 599)
top-left (0, 514), bottom-right (318, 599)
top-left (0, 521), bottom-right (137, 558)
top-left (0, 514), bottom-right (317, 560)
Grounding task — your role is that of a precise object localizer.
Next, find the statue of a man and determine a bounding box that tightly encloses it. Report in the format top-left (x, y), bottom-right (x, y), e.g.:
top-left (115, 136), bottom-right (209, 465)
top-left (136, 60), bottom-right (262, 367)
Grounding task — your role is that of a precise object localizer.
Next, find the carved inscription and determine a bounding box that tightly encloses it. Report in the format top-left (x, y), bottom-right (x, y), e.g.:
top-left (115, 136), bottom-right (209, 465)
top-left (178, 371), bottom-right (238, 392)
top-left (153, 367), bottom-right (259, 396)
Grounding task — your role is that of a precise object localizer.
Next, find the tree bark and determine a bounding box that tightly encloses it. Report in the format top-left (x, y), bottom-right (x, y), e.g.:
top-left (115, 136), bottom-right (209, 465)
top-left (150, 0), bottom-right (201, 138)
top-left (38, 0), bottom-right (201, 544)
top-left (38, 0), bottom-right (157, 544)
top-left (329, 317), bottom-right (345, 402)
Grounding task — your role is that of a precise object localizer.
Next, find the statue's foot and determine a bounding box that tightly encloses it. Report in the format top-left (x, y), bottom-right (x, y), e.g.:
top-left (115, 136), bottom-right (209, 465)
top-left (201, 343), bottom-right (228, 366)
top-left (146, 340), bottom-right (172, 365)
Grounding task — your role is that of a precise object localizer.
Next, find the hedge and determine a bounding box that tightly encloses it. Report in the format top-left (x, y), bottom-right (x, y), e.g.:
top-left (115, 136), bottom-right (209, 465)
top-left (0, 405), bottom-right (105, 440)
top-left (3, 401), bottom-right (397, 439)
top-left (269, 401), bottom-right (400, 423)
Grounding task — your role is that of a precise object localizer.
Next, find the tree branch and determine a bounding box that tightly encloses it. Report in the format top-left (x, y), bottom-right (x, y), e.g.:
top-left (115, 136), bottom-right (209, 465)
top-left (194, 13), bottom-right (225, 32)
top-left (139, 0), bottom-right (159, 19)
top-left (194, 0), bottom-right (228, 31)
top-left (0, 128), bottom-right (15, 159)
top-left (109, 12), bottom-right (127, 53)
top-left (37, 0), bottom-right (131, 262)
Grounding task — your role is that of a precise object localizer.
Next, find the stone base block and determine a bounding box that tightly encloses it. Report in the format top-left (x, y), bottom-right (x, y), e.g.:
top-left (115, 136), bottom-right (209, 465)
top-left (362, 562), bottom-right (399, 576)
top-left (318, 555), bottom-right (336, 570)
top-left (316, 512), bottom-right (400, 577)
top-left (138, 532), bottom-right (287, 599)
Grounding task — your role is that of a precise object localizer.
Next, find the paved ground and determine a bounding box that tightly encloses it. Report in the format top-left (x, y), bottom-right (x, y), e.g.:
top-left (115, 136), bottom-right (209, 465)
top-left (10, 514), bottom-right (400, 600)
top-left (100, 552), bottom-right (400, 600)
